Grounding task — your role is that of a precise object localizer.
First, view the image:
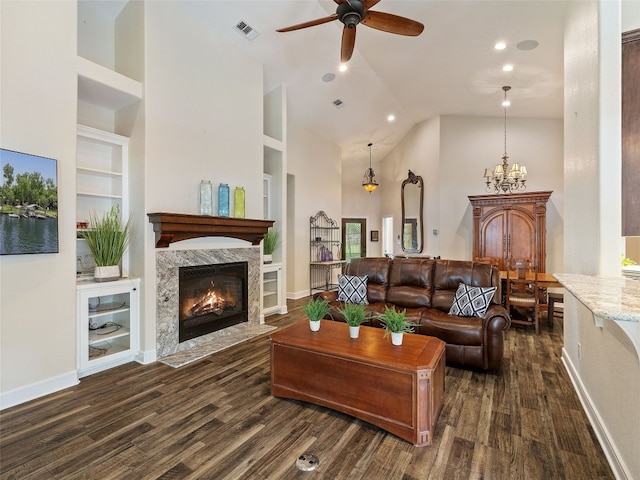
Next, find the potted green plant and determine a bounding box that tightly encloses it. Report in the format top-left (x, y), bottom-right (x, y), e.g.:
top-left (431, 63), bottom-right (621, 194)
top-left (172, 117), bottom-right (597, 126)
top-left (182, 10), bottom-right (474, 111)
top-left (263, 227), bottom-right (279, 264)
top-left (338, 302), bottom-right (369, 338)
top-left (303, 297), bottom-right (331, 331)
top-left (378, 306), bottom-right (416, 345)
top-left (80, 204), bottom-right (130, 282)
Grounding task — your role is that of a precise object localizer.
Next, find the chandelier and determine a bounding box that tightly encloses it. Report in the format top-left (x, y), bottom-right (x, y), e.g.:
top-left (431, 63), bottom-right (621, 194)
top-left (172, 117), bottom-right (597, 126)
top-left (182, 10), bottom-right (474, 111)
top-left (483, 86), bottom-right (527, 194)
top-left (362, 142), bottom-right (378, 193)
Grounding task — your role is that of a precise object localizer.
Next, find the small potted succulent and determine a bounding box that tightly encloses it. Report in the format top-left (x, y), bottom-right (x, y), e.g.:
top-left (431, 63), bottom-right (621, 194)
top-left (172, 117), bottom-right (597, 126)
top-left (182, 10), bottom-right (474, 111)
top-left (303, 297), bottom-right (331, 332)
top-left (263, 227), bottom-right (279, 264)
top-left (338, 302), bottom-right (369, 338)
top-left (378, 306), bottom-right (416, 345)
top-left (80, 204), bottom-right (130, 282)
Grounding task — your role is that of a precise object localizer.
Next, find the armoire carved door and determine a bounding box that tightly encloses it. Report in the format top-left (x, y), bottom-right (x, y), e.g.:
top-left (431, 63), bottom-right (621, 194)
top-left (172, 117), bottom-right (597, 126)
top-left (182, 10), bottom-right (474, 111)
top-left (468, 191), bottom-right (552, 272)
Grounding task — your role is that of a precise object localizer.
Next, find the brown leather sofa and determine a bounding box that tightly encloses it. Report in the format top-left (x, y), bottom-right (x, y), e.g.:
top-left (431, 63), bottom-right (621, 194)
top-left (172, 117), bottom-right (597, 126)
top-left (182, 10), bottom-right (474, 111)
top-left (316, 257), bottom-right (511, 371)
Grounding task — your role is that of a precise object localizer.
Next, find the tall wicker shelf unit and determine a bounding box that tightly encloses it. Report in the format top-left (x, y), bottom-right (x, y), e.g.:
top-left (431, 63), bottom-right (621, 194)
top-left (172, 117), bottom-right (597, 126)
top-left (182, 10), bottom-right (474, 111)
top-left (310, 211), bottom-right (346, 295)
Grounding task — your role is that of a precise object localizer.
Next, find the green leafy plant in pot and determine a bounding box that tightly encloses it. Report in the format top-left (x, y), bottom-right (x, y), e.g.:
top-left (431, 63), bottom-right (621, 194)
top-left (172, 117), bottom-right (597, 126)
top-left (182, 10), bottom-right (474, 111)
top-left (263, 227), bottom-right (279, 264)
top-left (338, 302), bottom-right (369, 338)
top-left (80, 204), bottom-right (130, 282)
top-left (303, 297), bottom-right (331, 332)
top-left (378, 306), bottom-right (416, 345)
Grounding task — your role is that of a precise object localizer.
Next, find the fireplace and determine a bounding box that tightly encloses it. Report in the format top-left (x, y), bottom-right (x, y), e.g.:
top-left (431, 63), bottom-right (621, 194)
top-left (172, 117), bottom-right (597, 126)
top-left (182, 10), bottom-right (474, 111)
top-left (178, 262), bottom-right (248, 342)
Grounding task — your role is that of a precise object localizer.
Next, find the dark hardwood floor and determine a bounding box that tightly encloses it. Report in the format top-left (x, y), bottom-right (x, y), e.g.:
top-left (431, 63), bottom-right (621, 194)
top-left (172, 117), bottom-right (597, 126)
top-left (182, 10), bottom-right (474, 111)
top-left (1, 298), bottom-right (613, 479)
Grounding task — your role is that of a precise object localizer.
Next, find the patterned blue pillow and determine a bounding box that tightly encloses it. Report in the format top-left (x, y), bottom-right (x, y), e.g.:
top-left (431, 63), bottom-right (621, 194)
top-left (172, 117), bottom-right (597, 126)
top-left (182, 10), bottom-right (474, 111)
top-left (449, 283), bottom-right (497, 317)
top-left (337, 275), bottom-right (369, 304)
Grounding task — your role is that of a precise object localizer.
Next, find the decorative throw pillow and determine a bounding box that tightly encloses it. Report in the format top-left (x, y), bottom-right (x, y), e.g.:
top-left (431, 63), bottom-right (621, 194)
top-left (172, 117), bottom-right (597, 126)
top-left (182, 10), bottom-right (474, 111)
top-left (448, 283), bottom-right (497, 317)
top-left (337, 275), bottom-right (369, 304)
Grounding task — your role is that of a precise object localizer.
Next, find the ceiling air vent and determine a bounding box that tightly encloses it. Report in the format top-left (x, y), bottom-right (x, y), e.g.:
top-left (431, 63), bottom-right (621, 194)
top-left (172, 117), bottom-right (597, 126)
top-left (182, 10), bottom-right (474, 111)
top-left (333, 99), bottom-right (344, 108)
top-left (234, 20), bottom-right (259, 41)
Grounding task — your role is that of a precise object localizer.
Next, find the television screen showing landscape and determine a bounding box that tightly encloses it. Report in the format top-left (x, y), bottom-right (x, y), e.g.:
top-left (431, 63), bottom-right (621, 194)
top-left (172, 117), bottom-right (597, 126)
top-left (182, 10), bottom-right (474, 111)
top-left (1, 148), bottom-right (59, 255)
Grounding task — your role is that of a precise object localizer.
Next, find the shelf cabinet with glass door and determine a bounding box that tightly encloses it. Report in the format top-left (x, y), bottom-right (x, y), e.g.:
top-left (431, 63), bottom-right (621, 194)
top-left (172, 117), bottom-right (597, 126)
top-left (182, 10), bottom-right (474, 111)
top-left (77, 278), bottom-right (140, 377)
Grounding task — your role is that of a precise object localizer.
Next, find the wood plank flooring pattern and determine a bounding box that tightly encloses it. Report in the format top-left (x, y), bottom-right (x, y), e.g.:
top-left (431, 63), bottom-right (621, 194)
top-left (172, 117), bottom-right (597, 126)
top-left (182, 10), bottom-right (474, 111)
top-left (1, 298), bottom-right (614, 479)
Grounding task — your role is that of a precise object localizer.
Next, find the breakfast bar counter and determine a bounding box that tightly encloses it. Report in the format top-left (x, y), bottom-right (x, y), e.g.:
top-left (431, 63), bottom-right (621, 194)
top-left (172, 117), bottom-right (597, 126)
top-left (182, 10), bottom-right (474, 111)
top-left (553, 273), bottom-right (640, 323)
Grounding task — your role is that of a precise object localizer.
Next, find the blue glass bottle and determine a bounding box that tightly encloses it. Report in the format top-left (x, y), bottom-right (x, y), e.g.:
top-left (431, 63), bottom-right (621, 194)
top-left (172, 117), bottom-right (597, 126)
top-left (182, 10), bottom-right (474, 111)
top-left (218, 183), bottom-right (230, 217)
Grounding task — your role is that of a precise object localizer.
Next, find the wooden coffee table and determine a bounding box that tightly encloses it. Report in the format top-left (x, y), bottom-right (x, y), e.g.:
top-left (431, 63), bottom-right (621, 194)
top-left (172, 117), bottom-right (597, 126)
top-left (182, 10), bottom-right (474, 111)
top-left (270, 320), bottom-right (446, 446)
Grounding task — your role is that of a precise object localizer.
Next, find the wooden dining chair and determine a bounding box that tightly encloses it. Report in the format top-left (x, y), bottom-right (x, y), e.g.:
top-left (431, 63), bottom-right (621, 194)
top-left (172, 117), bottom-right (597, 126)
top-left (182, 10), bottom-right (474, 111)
top-left (505, 258), bottom-right (540, 333)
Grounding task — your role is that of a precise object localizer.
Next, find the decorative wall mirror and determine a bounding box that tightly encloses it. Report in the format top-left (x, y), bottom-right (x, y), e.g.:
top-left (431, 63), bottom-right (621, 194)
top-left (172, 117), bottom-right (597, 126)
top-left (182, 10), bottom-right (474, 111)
top-left (401, 170), bottom-right (424, 253)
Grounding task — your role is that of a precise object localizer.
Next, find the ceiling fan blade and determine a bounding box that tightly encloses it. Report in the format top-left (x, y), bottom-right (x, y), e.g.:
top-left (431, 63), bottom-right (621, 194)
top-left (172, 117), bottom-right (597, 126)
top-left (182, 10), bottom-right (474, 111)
top-left (276, 14), bottom-right (338, 33)
top-left (361, 10), bottom-right (424, 36)
top-left (341, 26), bottom-right (357, 63)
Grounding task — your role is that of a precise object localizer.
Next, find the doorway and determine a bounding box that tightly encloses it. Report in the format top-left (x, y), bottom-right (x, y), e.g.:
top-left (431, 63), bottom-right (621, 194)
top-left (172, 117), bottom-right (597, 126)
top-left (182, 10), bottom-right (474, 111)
top-left (342, 218), bottom-right (366, 262)
top-left (382, 216), bottom-right (394, 256)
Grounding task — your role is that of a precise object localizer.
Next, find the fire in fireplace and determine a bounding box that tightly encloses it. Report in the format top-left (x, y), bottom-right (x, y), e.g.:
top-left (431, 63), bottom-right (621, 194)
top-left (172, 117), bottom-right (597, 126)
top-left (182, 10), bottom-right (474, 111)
top-left (178, 262), bottom-right (248, 342)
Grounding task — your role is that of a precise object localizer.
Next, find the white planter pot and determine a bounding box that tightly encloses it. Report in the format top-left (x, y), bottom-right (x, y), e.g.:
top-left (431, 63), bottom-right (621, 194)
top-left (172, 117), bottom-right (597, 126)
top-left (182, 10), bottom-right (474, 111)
top-left (263, 254), bottom-right (273, 264)
top-left (391, 331), bottom-right (404, 345)
top-left (94, 265), bottom-right (121, 282)
top-left (349, 325), bottom-right (360, 339)
top-left (309, 319), bottom-right (320, 332)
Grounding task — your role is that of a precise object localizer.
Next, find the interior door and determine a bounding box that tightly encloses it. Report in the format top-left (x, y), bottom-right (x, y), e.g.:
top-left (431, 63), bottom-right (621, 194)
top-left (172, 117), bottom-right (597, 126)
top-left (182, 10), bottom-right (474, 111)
top-left (507, 209), bottom-right (536, 264)
top-left (480, 210), bottom-right (507, 269)
top-left (342, 218), bottom-right (366, 262)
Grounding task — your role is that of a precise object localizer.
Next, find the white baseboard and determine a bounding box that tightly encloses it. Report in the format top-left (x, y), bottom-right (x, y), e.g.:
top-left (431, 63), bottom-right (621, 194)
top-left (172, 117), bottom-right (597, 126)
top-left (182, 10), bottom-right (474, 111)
top-left (0, 370), bottom-right (79, 411)
top-left (136, 349), bottom-right (157, 365)
top-left (287, 290), bottom-right (311, 300)
top-left (561, 348), bottom-right (630, 480)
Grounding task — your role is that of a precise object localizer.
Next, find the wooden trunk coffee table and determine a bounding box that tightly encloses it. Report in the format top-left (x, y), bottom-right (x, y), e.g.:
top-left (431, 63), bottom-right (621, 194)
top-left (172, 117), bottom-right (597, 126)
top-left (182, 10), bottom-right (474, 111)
top-left (270, 320), bottom-right (446, 446)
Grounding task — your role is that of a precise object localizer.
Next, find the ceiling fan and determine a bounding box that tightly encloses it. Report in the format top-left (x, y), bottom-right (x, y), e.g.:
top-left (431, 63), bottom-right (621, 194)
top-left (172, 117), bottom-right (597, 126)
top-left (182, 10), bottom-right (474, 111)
top-left (276, 0), bottom-right (424, 63)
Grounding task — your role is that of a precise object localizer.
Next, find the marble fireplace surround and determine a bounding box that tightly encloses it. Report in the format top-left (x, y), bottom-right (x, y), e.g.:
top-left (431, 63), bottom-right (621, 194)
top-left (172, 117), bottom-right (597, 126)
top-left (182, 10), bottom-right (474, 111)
top-left (156, 247), bottom-right (268, 364)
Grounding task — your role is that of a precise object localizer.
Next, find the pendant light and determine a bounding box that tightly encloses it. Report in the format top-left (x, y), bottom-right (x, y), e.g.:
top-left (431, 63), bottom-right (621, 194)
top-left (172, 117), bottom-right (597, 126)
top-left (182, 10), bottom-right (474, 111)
top-left (483, 86), bottom-right (527, 193)
top-left (362, 142), bottom-right (378, 193)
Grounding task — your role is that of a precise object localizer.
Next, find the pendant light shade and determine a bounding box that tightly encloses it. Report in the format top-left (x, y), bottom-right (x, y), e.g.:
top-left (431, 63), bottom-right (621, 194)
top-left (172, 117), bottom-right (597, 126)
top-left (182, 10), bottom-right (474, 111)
top-left (362, 142), bottom-right (378, 193)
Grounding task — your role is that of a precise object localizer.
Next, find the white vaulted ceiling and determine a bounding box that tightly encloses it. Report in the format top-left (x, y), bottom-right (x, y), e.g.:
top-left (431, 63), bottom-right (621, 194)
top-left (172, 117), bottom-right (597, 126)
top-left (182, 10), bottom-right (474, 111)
top-left (89, 0), bottom-right (569, 163)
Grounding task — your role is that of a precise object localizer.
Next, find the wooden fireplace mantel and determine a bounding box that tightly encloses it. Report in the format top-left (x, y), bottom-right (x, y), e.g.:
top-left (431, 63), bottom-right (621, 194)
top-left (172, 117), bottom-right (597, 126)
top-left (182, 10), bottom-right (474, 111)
top-left (147, 212), bottom-right (274, 248)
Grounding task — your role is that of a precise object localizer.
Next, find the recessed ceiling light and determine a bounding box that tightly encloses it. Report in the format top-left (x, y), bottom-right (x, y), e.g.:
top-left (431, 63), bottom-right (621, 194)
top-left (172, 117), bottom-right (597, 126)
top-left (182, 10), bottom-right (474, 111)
top-left (387, 114), bottom-right (396, 122)
top-left (502, 64), bottom-right (514, 72)
top-left (322, 73), bottom-right (335, 83)
top-left (517, 39), bottom-right (539, 51)
top-left (339, 63), bottom-right (348, 73)
top-left (494, 42), bottom-right (506, 50)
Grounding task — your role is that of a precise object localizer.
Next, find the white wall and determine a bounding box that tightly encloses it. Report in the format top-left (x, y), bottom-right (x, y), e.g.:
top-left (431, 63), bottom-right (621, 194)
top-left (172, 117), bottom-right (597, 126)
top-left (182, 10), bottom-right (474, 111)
top-left (286, 121), bottom-right (342, 299)
top-left (139, 1), bottom-right (265, 355)
top-left (368, 114), bottom-right (564, 269)
top-left (380, 117), bottom-right (441, 257)
top-left (0, 1), bottom-right (79, 407)
top-left (440, 115), bottom-right (564, 270)
top-left (562, 1), bottom-right (639, 478)
top-left (341, 159), bottom-right (382, 257)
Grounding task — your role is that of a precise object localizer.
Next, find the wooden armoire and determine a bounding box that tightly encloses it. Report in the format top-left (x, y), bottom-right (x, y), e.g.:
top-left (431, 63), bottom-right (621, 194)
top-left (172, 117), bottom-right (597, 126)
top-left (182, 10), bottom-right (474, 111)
top-left (468, 191), bottom-right (552, 272)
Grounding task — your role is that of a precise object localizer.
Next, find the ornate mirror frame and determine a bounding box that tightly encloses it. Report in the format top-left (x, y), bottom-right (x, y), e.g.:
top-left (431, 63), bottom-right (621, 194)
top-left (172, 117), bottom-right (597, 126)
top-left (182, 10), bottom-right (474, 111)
top-left (401, 170), bottom-right (424, 253)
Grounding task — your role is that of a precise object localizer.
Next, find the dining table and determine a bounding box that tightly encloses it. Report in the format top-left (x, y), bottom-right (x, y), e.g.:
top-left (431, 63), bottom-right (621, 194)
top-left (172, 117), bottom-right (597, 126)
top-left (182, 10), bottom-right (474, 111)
top-left (499, 270), bottom-right (563, 289)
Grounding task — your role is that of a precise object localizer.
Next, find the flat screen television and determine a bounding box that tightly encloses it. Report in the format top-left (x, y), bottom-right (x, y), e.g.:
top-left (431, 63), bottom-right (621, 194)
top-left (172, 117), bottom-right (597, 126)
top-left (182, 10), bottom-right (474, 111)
top-left (1, 148), bottom-right (59, 255)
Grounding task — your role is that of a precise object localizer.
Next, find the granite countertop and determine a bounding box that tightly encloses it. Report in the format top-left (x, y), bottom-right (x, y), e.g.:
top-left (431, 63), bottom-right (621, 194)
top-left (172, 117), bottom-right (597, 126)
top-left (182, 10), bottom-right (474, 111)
top-left (553, 273), bottom-right (640, 323)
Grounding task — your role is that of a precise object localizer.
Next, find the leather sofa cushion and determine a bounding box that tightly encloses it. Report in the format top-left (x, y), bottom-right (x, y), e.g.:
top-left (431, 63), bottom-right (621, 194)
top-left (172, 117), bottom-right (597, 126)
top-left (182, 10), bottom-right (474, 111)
top-left (346, 257), bottom-right (391, 304)
top-left (419, 308), bottom-right (483, 346)
top-left (386, 257), bottom-right (434, 308)
top-left (432, 259), bottom-right (497, 311)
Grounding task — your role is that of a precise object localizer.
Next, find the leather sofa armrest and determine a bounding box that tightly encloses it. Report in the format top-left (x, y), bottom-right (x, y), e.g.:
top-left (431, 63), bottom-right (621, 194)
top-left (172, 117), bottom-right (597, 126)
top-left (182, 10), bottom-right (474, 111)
top-left (483, 305), bottom-right (511, 331)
